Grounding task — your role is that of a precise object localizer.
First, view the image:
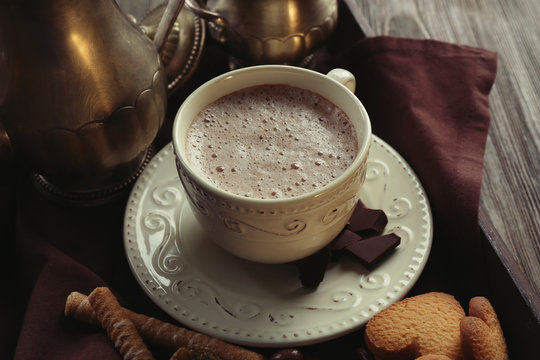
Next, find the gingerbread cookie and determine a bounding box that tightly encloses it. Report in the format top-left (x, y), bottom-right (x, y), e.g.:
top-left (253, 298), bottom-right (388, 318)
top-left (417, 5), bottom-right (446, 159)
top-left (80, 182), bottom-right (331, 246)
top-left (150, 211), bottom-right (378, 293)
top-left (416, 355), bottom-right (452, 360)
top-left (460, 296), bottom-right (508, 360)
top-left (365, 292), bottom-right (465, 359)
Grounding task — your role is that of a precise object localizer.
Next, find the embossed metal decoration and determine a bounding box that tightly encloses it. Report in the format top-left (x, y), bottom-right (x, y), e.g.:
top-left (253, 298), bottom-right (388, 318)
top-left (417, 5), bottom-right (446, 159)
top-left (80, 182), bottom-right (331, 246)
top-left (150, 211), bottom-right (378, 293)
top-left (186, 0), bottom-right (338, 65)
top-left (0, 0), bottom-right (167, 204)
top-left (132, 1), bottom-right (207, 94)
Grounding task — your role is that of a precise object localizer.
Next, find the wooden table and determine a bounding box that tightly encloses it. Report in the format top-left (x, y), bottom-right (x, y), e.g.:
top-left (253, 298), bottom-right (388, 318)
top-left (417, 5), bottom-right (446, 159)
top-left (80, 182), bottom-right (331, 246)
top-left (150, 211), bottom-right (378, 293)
top-left (348, 0), bottom-right (540, 311)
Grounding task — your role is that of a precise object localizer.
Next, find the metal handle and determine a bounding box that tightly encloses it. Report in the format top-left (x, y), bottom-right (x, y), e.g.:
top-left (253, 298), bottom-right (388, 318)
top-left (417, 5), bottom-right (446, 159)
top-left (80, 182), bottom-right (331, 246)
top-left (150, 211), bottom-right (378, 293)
top-left (185, 0), bottom-right (229, 29)
top-left (153, 0), bottom-right (185, 52)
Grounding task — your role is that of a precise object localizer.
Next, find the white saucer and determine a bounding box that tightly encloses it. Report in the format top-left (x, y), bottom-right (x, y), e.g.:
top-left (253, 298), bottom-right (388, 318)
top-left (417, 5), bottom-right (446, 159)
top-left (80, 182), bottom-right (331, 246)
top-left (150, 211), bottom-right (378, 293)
top-left (123, 135), bottom-right (432, 348)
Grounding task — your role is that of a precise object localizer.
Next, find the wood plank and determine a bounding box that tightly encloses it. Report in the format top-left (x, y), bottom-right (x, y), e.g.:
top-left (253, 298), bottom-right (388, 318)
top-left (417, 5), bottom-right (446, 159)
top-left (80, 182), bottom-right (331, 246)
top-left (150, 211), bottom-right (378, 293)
top-left (351, 0), bottom-right (540, 299)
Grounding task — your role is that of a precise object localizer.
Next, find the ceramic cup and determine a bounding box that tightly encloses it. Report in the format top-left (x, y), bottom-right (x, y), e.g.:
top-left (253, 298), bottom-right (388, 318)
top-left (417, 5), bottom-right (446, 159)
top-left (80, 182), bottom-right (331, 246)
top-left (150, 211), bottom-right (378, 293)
top-left (172, 65), bottom-right (371, 263)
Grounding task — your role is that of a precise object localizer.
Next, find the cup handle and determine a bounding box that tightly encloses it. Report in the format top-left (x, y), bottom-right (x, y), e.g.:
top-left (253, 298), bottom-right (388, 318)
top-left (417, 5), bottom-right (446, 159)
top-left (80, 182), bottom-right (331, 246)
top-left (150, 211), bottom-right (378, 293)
top-left (326, 68), bottom-right (356, 93)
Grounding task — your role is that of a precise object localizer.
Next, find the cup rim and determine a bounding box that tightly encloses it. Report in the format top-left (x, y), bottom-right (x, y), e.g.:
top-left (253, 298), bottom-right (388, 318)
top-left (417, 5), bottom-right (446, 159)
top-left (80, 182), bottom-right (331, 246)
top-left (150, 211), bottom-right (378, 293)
top-left (172, 65), bottom-right (372, 205)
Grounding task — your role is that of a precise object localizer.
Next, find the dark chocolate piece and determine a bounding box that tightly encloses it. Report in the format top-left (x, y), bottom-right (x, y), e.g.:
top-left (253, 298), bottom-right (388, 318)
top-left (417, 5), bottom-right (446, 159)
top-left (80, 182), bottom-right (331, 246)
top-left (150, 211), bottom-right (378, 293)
top-left (296, 248), bottom-right (331, 288)
top-left (347, 201), bottom-right (388, 237)
top-left (329, 229), bottom-right (363, 260)
top-left (330, 229), bottom-right (363, 251)
top-left (345, 233), bottom-right (400, 269)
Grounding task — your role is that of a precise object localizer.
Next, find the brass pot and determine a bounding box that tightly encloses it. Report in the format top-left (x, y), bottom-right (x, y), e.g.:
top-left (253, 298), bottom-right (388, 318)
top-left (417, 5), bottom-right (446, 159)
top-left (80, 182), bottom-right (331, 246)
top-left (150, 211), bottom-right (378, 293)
top-left (0, 0), bottom-right (168, 204)
top-left (186, 0), bottom-right (338, 65)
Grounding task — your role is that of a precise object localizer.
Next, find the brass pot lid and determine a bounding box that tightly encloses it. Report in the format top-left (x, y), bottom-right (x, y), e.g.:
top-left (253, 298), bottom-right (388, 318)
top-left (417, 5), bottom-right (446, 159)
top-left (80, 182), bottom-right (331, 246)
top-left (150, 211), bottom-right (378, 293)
top-left (118, 1), bottom-right (206, 95)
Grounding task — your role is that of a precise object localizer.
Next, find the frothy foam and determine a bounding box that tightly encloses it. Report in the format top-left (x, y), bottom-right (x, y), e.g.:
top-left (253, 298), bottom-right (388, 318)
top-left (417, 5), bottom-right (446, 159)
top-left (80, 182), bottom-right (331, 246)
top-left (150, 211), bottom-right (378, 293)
top-left (186, 84), bottom-right (358, 199)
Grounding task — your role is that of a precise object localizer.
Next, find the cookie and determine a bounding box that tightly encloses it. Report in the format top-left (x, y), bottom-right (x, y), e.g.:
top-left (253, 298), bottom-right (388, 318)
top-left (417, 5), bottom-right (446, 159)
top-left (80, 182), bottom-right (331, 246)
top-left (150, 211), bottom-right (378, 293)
top-left (365, 292), bottom-right (465, 360)
top-left (460, 296), bottom-right (508, 360)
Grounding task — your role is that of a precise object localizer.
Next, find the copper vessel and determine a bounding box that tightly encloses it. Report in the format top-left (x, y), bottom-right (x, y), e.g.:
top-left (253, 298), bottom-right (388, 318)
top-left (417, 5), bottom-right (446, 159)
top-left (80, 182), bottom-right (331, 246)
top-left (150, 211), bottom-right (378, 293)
top-left (186, 0), bottom-right (338, 65)
top-left (0, 0), bottom-right (169, 204)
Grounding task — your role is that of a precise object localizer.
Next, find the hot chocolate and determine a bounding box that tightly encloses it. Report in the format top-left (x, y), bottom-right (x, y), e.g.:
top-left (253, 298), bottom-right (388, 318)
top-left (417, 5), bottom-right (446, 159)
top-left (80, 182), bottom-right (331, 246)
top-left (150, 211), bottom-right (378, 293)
top-left (186, 84), bottom-right (358, 199)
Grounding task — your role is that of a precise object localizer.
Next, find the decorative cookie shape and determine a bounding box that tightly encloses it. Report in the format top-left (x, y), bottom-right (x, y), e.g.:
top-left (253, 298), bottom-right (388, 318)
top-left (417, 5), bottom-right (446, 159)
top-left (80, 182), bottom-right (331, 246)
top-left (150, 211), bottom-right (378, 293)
top-left (365, 292), bottom-right (465, 359)
top-left (460, 297), bottom-right (508, 360)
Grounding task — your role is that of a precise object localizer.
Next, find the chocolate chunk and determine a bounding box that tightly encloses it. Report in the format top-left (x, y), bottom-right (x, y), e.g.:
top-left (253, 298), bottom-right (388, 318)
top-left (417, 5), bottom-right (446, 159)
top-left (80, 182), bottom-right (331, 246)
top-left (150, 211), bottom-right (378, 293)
top-left (330, 229), bottom-right (363, 251)
top-left (297, 201), bottom-right (399, 288)
top-left (348, 201), bottom-right (388, 237)
top-left (296, 247), bottom-right (331, 288)
top-left (345, 233), bottom-right (400, 269)
top-left (329, 229), bottom-right (363, 260)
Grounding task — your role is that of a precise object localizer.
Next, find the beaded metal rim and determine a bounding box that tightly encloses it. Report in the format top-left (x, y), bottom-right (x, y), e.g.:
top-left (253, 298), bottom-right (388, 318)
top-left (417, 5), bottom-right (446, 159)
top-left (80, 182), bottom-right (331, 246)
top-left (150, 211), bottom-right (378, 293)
top-left (139, 3), bottom-right (206, 94)
top-left (33, 145), bottom-right (155, 207)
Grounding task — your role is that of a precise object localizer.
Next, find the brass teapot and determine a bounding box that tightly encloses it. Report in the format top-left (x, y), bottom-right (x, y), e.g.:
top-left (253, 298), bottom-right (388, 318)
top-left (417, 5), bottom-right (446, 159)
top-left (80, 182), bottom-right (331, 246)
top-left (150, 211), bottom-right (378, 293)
top-left (0, 0), bottom-right (176, 204)
top-left (186, 0), bottom-right (338, 65)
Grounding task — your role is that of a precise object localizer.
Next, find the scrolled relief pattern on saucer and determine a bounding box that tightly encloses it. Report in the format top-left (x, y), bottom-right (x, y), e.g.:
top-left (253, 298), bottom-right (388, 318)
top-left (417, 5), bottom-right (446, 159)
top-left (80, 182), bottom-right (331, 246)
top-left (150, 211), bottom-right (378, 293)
top-left (233, 301), bottom-right (262, 320)
top-left (170, 273), bottom-right (364, 328)
top-left (385, 197), bottom-right (412, 219)
top-left (365, 159), bottom-right (390, 180)
top-left (150, 175), bottom-right (184, 207)
top-left (331, 290), bottom-right (361, 308)
top-left (144, 172), bottom-right (185, 276)
top-left (358, 273), bottom-right (391, 290)
top-left (144, 210), bottom-right (183, 276)
top-left (364, 150), bottom-right (412, 219)
top-left (172, 279), bottom-right (262, 320)
top-left (268, 310), bottom-right (296, 326)
top-left (302, 289), bottom-right (361, 311)
top-left (267, 289), bottom-right (361, 327)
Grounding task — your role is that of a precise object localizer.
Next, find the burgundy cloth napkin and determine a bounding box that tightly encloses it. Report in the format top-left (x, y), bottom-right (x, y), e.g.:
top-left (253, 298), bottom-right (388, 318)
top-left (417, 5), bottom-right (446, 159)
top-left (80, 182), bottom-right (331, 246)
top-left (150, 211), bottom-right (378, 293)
top-left (2, 36), bottom-right (497, 360)
top-left (310, 36), bottom-right (498, 292)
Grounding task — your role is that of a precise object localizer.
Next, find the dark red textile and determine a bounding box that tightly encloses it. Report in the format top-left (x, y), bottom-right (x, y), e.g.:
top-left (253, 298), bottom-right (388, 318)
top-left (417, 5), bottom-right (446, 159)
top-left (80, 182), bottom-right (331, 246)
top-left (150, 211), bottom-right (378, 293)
top-left (314, 36), bottom-right (498, 291)
top-left (2, 35), bottom-right (497, 360)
